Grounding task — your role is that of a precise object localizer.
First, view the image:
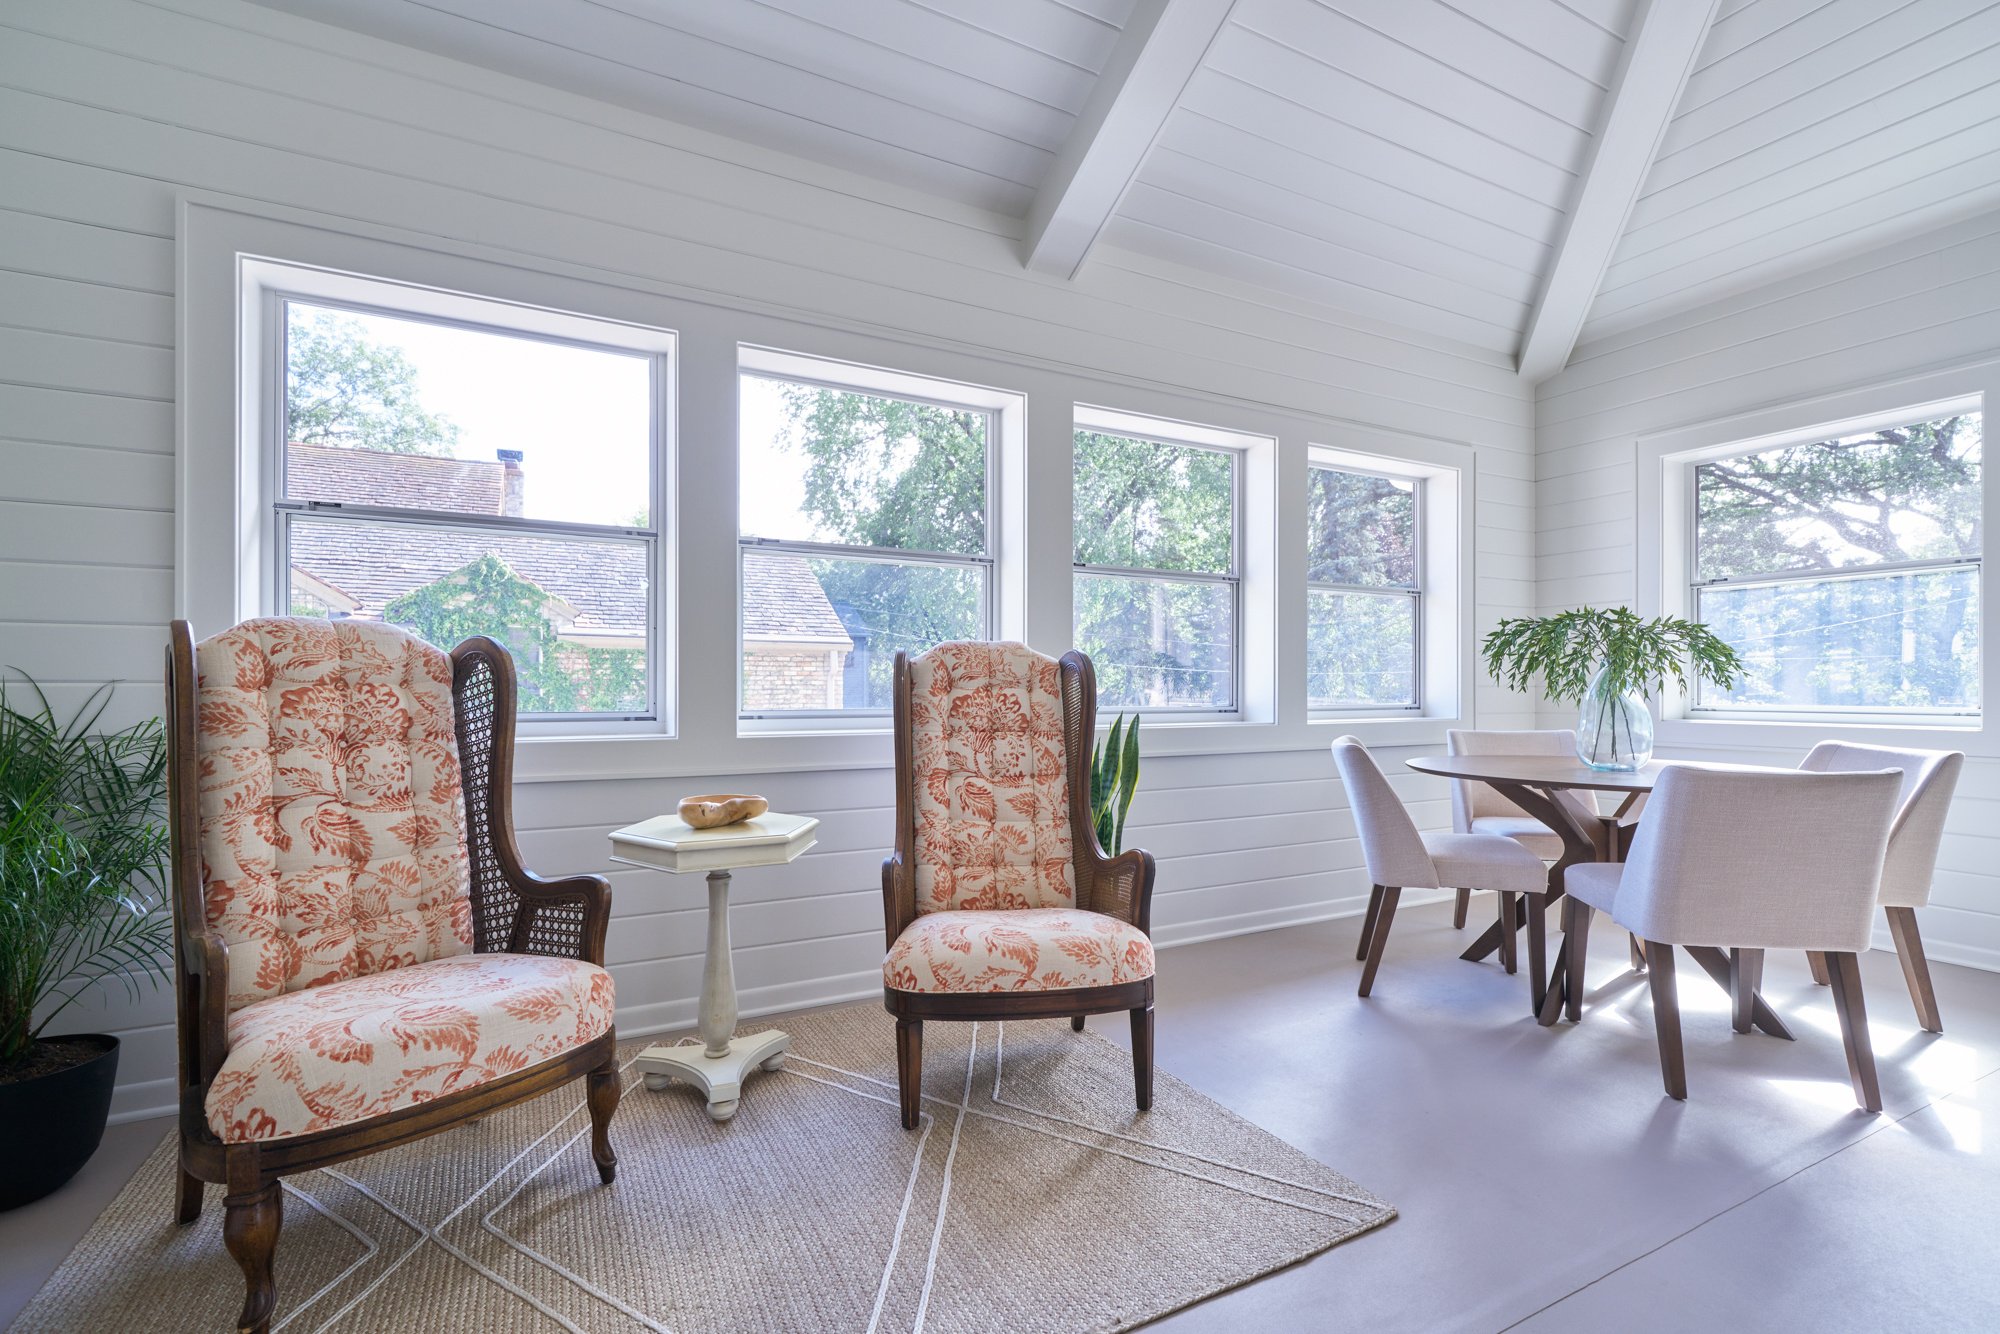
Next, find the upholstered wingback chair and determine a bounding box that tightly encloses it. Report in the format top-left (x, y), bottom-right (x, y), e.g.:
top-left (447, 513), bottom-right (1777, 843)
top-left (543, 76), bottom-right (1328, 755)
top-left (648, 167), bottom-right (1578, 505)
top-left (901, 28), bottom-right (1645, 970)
top-left (1799, 741), bottom-right (1964, 1031)
top-left (881, 642), bottom-right (1156, 1129)
top-left (167, 618), bottom-right (620, 1334)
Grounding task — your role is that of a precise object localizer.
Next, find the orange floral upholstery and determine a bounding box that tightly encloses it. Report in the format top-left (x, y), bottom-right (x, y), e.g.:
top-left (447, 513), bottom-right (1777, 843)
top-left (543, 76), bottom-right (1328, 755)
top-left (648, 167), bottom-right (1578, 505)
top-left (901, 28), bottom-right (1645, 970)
top-left (194, 618), bottom-right (474, 1011)
top-left (906, 641), bottom-right (1075, 914)
top-left (885, 909), bottom-right (1154, 994)
top-left (204, 954), bottom-right (615, 1142)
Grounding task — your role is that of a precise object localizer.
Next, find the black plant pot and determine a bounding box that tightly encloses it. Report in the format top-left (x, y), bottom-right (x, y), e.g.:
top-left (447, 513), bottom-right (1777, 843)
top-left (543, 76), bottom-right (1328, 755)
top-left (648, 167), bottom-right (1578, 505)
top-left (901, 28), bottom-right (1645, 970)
top-left (0, 1035), bottom-right (120, 1211)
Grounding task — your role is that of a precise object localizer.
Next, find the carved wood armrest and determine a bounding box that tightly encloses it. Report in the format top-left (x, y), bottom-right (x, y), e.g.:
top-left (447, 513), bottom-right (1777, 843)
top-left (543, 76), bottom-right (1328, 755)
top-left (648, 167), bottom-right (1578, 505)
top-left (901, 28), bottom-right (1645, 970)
top-left (882, 852), bottom-right (916, 948)
top-left (504, 872), bottom-right (613, 966)
top-left (182, 927), bottom-right (231, 1086)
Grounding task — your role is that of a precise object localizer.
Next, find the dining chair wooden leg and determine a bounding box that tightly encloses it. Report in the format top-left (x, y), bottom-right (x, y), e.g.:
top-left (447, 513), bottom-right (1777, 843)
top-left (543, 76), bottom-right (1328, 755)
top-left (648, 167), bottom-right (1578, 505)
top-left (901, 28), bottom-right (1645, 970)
top-left (175, 1154), bottom-right (204, 1225)
top-left (1807, 951), bottom-right (1831, 986)
top-left (895, 1017), bottom-right (923, 1130)
top-left (1729, 948), bottom-right (1764, 1036)
top-left (1356, 884), bottom-right (1385, 962)
top-left (1130, 1005), bottom-right (1155, 1111)
top-left (1566, 901), bottom-right (1593, 1022)
top-left (1885, 907), bottom-right (1943, 1034)
top-left (1645, 942), bottom-right (1686, 1101)
top-left (1357, 887), bottom-right (1401, 998)
top-left (1452, 888), bottom-right (1470, 929)
top-left (1525, 893), bottom-right (1549, 1016)
top-left (1823, 951), bottom-right (1882, 1113)
top-left (1629, 934), bottom-right (1646, 972)
top-left (1070, 1015), bottom-right (1086, 1031)
top-left (1496, 892), bottom-right (1518, 974)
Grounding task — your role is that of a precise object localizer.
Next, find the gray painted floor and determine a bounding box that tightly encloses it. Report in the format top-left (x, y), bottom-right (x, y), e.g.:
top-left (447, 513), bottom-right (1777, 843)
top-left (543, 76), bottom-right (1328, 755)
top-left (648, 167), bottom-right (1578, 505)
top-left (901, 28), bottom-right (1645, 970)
top-left (5, 900), bottom-right (1997, 1332)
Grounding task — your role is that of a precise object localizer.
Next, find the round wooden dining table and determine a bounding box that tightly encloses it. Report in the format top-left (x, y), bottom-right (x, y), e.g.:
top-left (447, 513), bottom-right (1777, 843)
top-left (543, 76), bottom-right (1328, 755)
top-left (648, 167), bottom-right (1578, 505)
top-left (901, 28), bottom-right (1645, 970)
top-left (1403, 753), bottom-right (1797, 1036)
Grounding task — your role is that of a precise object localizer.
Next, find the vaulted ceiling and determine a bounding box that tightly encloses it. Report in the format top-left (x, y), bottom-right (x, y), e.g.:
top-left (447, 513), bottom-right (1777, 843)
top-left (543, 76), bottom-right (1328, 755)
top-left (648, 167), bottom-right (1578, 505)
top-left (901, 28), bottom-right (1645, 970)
top-left (250, 0), bottom-right (2000, 380)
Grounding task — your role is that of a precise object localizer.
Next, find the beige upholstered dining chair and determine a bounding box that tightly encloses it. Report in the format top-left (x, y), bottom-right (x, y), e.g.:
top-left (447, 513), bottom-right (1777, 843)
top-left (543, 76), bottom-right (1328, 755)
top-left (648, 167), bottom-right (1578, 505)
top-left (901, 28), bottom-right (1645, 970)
top-left (881, 642), bottom-right (1156, 1130)
top-left (1330, 736), bottom-right (1547, 996)
top-left (1562, 765), bottom-right (1902, 1110)
top-left (1444, 728), bottom-right (1599, 927)
top-left (1798, 742), bottom-right (1964, 1032)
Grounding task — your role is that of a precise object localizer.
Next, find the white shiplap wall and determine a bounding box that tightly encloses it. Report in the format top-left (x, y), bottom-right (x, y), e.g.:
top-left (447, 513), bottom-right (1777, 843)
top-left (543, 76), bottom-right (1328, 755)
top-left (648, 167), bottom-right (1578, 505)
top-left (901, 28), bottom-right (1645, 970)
top-left (0, 0), bottom-right (1536, 1119)
top-left (1537, 206), bottom-right (2000, 970)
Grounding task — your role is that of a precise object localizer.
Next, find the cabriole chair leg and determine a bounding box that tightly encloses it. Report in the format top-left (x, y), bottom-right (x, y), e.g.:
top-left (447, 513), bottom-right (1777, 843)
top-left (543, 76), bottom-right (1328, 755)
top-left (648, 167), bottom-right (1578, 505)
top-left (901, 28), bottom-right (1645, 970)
top-left (223, 1179), bottom-right (281, 1334)
top-left (895, 1017), bottom-right (923, 1130)
top-left (1130, 1005), bottom-right (1154, 1111)
top-left (587, 1059), bottom-right (621, 1184)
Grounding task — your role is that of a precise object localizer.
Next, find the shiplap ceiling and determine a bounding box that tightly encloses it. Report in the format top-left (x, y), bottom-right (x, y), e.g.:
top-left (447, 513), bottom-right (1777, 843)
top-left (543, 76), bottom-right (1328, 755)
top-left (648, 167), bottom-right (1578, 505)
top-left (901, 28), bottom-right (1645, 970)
top-left (250, 0), bottom-right (2000, 378)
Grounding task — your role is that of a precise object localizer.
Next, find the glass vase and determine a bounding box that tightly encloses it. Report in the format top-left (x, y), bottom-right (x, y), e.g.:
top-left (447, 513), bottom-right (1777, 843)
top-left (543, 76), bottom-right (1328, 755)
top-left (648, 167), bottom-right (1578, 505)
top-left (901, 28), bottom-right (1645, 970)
top-left (1575, 665), bottom-right (1653, 771)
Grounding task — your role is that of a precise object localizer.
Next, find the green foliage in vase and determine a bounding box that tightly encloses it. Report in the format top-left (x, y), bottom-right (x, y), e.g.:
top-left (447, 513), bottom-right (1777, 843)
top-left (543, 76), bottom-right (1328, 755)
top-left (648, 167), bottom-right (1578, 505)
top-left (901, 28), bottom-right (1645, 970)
top-left (0, 678), bottom-right (171, 1069)
top-left (1089, 714), bottom-right (1141, 856)
top-left (1482, 607), bottom-right (1746, 705)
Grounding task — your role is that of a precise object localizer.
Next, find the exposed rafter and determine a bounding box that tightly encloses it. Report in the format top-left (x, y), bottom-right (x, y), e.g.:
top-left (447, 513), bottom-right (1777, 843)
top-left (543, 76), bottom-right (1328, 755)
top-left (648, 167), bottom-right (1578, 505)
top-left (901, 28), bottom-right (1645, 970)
top-left (1516, 0), bottom-right (1721, 384)
top-left (1022, 0), bottom-right (1237, 280)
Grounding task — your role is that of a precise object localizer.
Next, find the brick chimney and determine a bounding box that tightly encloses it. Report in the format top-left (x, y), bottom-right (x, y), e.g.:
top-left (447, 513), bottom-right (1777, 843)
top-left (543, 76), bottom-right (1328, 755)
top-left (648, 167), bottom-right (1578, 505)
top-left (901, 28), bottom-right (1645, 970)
top-left (497, 449), bottom-right (524, 516)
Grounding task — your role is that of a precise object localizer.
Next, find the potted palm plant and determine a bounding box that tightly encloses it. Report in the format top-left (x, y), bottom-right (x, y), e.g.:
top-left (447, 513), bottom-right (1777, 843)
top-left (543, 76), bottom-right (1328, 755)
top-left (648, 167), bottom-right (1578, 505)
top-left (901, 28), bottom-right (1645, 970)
top-left (0, 676), bottom-right (172, 1210)
top-left (1482, 608), bottom-right (1745, 770)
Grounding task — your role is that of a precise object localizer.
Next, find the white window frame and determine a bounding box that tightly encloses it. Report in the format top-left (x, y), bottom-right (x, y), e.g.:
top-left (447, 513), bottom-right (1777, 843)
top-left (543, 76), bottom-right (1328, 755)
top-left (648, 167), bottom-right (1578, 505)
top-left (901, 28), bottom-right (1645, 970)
top-left (735, 345), bottom-right (1021, 734)
top-left (268, 287), bottom-right (669, 729)
top-left (1071, 408), bottom-right (1248, 717)
top-left (1306, 460), bottom-right (1424, 714)
top-left (1638, 360), bottom-right (1998, 746)
top-left (1304, 441), bottom-right (1466, 725)
top-left (180, 209), bottom-right (678, 741)
top-left (1686, 403), bottom-right (1981, 721)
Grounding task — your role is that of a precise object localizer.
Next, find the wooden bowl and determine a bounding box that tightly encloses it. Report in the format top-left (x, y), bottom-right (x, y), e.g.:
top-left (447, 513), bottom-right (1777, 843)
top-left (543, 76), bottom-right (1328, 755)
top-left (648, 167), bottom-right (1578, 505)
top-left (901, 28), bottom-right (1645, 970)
top-left (677, 793), bottom-right (769, 830)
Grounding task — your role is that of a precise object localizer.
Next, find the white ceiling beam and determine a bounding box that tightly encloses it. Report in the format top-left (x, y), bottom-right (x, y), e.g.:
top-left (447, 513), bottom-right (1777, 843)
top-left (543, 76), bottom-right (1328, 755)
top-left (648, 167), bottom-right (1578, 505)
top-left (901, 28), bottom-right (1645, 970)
top-left (1516, 0), bottom-right (1721, 384)
top-left (1022, 0), bottom-right (1237, 279)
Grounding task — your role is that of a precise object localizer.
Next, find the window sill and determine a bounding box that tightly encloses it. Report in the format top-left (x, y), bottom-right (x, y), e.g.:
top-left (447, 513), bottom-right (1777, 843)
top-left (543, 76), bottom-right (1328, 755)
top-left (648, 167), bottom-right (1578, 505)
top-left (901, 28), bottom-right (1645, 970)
top-left (1655, 714), bottom-right (1989, 755)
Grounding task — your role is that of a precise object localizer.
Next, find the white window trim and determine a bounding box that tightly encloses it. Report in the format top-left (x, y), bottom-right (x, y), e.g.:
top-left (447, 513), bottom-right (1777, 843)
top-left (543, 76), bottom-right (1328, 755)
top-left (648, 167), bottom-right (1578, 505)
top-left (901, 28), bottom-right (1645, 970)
top-left (1072, 405), bottom-right (1266, 721)
top-left (1636, 358), bottom-right (1997, 749)
top-left (734, 344), bottom-right (1023, 734)
top-left (1306, 439), bottom-right (1469, 728)
top-left (181, 194), bottom-right (1486, 778)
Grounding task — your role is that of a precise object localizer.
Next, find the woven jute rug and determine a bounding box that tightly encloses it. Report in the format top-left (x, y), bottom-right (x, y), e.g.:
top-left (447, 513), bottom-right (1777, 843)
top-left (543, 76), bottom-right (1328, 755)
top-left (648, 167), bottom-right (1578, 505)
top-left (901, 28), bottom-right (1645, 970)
top-left (14, 1004), bottom-right (1394, 1333)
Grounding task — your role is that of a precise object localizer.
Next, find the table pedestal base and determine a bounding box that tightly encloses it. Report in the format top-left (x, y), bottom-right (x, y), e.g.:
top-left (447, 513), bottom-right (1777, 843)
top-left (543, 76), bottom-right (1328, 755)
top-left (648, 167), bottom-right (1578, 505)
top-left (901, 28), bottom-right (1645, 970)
top-left (633, 1029), bottom-right (790, 1122)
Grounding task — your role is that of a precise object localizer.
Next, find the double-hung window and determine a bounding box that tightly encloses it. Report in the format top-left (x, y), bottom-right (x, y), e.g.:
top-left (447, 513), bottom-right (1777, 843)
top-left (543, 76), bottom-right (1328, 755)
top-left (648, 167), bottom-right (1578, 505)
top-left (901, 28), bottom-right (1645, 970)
top-left (1307, 463), bottom-right (1420, 710)
top-left (274, 294), bottom-right (664, 723)
top-left (1691, 407), bottom-right (1982, 715)
top-left (736, 352), bottom-right (996, 717)
top-left (1072, 424), bottom-right (1240, 711)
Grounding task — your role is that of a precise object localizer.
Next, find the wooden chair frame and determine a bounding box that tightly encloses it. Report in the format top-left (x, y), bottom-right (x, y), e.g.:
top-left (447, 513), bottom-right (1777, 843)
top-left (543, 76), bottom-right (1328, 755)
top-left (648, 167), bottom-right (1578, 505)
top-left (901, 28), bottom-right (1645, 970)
top-left (166, 622), bottom-right (621, 1333)
top-left (881, 649), bottom-right (1157, 1130)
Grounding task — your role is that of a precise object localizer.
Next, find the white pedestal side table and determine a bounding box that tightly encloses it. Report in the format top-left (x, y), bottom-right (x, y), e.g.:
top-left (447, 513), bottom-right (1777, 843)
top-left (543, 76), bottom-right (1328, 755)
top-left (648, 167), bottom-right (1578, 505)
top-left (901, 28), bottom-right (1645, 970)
top-left (607, 811), bottom-right (818, 1121)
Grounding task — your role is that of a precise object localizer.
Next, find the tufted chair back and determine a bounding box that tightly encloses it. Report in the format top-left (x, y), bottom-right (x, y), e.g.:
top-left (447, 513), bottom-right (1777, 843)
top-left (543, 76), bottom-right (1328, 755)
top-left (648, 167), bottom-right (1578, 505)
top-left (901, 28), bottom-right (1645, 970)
top-left (191, 618), bottom-right (473, 1012)
top-left (900, 641), bottom-right (1077, 914)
